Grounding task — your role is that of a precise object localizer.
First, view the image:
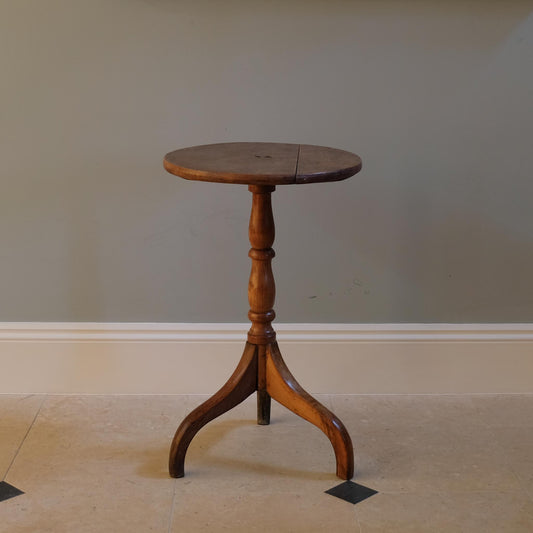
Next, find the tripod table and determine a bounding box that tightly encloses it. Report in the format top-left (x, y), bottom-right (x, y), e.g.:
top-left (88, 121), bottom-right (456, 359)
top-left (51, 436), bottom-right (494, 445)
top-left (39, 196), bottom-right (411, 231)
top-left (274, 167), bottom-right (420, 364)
top-left (163, 142), bottom-right (362, 479)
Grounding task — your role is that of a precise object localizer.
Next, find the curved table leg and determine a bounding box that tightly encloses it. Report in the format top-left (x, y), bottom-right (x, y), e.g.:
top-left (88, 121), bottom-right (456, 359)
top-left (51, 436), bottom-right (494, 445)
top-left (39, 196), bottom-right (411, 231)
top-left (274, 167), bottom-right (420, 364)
top-left (265, 342), bottom-right (354, 480)
top-left (169, 342), bottom-right (258, 478)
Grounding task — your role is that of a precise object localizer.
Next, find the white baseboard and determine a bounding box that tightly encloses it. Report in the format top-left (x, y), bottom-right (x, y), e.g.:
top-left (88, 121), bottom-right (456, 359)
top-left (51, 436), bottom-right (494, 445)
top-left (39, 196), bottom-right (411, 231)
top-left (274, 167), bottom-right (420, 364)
top-left (1, 323), bottom-right (532, 394)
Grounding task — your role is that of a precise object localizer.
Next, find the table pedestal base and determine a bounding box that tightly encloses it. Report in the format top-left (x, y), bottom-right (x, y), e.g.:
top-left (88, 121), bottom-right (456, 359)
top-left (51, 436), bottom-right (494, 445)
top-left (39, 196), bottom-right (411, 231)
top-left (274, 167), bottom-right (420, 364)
top-left (169, 341), bottom-right (354, 480)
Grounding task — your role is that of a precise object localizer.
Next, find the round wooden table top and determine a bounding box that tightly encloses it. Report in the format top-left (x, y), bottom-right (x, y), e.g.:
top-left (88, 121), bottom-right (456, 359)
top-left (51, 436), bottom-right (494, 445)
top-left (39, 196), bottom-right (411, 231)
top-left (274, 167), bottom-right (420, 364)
top-left (164, 142), bottom-right (362, 186)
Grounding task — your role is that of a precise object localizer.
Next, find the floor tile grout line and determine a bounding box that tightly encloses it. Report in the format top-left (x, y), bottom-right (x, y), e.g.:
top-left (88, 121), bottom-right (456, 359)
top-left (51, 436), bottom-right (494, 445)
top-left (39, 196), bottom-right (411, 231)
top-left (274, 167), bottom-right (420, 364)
top-left (2, 395), bottom-right (46, 482)
top-left (167, 478), bottom-right (178, 533)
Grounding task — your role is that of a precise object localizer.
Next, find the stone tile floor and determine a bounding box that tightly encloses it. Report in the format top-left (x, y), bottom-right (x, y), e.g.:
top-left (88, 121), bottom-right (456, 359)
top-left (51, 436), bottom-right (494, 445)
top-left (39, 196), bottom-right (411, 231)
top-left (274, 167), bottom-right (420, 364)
top-left (1, 394), bottom-right (532, 532)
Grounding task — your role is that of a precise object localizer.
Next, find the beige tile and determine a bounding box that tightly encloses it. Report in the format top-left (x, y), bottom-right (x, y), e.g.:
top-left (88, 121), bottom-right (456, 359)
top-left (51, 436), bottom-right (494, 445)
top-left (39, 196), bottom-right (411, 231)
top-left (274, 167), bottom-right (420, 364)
top-left (356, 491), bottom-right (533, 533)
top-left (179, 414), bottom-right (342, 487)
top-left (489, 425), bottom-right (533, 496)
top-left (351, 423), bottom-right (520, 493)
top-left (171, 486), bottom-right (358, 532)
top-left (3, 394), bottom-right (533, 532)
top-left (328, 395), bottom-right (522, 493)
top-left (330, 394), bottom-right (485, 432)
top-left (2, 395), bottom-right (190, 532)
top-left (470, 394), bottom-right (533, 428)
top-left (0, 394), bottom-right (44, 478)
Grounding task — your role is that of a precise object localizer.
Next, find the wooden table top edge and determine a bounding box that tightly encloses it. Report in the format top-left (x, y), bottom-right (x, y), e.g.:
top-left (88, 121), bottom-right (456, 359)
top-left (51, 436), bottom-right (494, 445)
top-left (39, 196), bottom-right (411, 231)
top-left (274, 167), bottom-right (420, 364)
top-left (163, 142), bottom-right (362, 186)
top-left (163, 158), bottom-right (298, 185)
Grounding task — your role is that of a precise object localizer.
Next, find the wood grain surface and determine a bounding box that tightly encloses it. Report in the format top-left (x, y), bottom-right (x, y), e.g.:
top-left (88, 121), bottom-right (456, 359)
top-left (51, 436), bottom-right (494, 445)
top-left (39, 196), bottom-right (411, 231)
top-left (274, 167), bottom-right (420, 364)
top-left (164, 142), bottom-right (361, 185)
top-left (247, 185), bottom-right (276, 345)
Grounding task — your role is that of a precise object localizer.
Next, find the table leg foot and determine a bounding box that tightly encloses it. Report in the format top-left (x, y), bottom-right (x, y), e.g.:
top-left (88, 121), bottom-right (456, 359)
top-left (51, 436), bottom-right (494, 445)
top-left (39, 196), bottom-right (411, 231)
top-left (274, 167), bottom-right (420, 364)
top-left (256, 344), bottom-right (271, 425)
top-left (257, 390), bottom-right (271, 425)
top-left (265, 342), bottom-right (354, 480)
top-left (169, 343), bottom-right (258, 478)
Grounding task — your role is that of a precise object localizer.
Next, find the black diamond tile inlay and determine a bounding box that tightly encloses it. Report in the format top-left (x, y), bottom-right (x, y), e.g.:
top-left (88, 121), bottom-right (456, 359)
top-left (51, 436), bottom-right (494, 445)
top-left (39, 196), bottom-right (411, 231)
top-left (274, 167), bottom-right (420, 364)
top-left (325, 480), bottom-right (377, 505)
top-left (0, 481), bottom-right (24, 502)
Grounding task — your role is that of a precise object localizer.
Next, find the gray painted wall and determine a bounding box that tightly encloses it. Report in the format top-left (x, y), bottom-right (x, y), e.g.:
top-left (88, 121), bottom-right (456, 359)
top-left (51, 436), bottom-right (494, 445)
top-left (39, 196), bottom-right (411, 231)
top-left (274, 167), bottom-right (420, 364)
top-left (1, 0), bottom-right (532, 323)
